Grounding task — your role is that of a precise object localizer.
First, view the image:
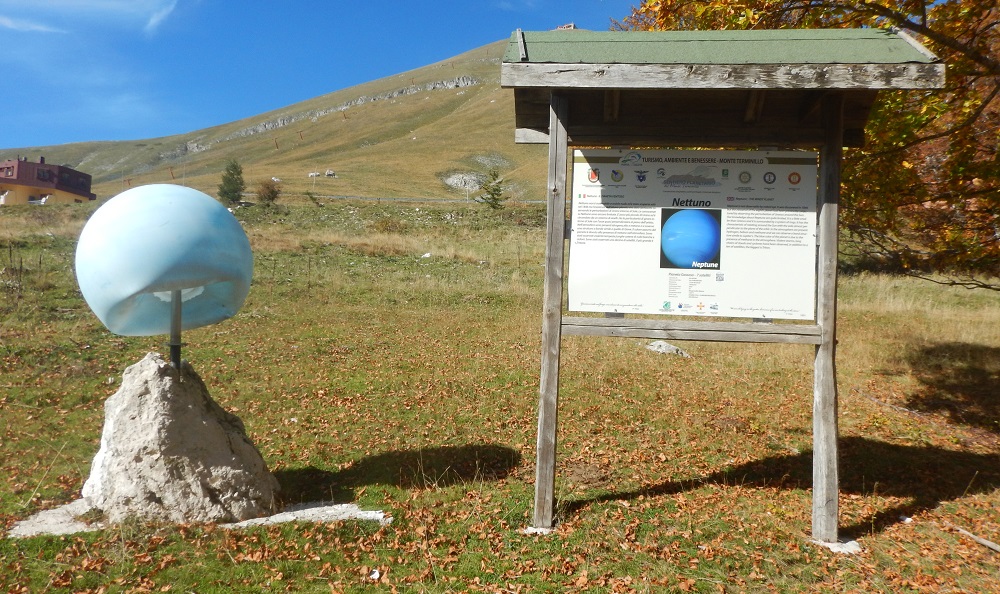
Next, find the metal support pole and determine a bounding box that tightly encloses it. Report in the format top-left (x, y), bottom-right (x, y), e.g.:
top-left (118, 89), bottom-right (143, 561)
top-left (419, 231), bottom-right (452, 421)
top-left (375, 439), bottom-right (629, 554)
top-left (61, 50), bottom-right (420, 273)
top-left (169, 289), bottom-right (182, 368)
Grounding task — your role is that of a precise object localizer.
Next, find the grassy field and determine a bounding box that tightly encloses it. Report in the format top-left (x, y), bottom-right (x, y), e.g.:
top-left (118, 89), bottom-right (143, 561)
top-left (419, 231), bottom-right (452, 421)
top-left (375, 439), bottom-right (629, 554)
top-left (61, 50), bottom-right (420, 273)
top-left (2, 198), bottom-right (999, 592)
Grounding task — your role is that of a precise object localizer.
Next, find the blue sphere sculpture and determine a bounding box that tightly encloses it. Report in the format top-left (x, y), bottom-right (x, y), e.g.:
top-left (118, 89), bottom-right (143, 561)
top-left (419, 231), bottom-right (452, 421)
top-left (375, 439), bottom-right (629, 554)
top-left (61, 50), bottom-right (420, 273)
top-left (661, 209), bottom-right (721, 268)
top-left (75, 184), bottom-right (253, 337)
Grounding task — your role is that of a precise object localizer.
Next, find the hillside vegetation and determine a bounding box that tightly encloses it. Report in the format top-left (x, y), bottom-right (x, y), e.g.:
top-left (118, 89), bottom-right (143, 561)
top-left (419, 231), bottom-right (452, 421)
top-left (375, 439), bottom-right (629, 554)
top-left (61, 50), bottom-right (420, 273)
top-left (0, 40), bottom-right (548, 203)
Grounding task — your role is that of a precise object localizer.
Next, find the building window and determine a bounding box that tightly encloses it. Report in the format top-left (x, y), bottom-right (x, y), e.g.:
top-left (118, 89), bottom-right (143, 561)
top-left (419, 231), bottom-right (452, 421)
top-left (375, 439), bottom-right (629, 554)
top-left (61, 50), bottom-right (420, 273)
top-left (37, 169), bottom-right (52, 182)
top-left (2, 167), bottom-right (12, 177)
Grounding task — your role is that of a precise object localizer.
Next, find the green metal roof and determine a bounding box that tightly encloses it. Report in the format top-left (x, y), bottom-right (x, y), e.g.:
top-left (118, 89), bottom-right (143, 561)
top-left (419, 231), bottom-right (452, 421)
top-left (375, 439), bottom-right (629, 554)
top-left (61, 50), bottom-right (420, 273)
top-left (501, 28), bottom-right (945, 146)
top-left (503, 29), bottom-right (939, 66)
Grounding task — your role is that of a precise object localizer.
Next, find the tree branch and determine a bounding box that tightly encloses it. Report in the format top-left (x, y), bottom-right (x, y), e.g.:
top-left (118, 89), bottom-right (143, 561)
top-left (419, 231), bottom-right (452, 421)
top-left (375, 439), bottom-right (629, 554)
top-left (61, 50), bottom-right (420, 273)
top-left (857, 1), bottom-right (1000, 74)
top-left (785, 0), bottom-right (1000, 74)
top-left (943, 521), bottom-right (1000, 551)
top-left (862, 82), bottom-right (1000, 158)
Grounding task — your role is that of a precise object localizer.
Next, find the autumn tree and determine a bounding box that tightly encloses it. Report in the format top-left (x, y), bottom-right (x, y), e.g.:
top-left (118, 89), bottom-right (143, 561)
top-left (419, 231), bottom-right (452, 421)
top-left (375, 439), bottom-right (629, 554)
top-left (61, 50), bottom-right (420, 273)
top-left (255, 178), bottom-right (281, 206)
top-left (618, 0), bottom-right (1000, 289)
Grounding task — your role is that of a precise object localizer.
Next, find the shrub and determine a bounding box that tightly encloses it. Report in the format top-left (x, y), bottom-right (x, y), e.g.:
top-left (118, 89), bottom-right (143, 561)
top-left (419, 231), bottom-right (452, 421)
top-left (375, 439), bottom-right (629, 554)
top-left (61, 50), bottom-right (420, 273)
top-left (255, 178), bottom-right (281, 206)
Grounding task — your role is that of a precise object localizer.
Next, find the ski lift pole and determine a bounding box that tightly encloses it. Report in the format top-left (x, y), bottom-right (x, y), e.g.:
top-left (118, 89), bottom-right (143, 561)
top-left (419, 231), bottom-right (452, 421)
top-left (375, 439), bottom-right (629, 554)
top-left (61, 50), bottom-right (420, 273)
top-left (169, 289), bottom-right (182, 368)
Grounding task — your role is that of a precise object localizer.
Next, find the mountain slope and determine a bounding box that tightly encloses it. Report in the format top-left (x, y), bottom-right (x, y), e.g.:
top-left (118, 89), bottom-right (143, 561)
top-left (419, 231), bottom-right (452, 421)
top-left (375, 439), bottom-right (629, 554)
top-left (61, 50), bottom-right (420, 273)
top-left (3, 40), bottom-right (548, 202)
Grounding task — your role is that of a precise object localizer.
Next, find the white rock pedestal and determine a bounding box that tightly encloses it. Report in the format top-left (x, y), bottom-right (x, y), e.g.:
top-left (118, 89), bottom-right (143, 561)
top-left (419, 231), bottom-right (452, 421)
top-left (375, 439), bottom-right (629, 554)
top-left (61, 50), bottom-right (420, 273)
top-left (82, 353), bottom-right (279, 524)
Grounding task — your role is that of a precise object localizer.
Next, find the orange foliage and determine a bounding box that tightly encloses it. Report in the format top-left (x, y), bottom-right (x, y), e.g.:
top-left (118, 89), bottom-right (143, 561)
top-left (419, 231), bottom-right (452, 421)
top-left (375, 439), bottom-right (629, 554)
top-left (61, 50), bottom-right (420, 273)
top-left (620, 0), bottom-right (1000, 287)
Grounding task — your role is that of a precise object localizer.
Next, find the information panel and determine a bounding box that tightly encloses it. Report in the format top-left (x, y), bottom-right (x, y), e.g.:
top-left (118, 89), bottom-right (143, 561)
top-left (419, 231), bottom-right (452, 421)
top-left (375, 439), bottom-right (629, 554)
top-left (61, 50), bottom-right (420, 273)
top-left (568, 149), bottom-right (819, 320)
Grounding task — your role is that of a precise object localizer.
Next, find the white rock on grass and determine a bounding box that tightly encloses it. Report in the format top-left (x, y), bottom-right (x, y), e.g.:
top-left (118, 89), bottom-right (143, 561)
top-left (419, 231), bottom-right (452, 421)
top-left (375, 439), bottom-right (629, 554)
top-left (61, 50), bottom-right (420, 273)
top-left (82, 353), bottom-right (278, 524)
top-left (646, 340), bottom-right (692, 358)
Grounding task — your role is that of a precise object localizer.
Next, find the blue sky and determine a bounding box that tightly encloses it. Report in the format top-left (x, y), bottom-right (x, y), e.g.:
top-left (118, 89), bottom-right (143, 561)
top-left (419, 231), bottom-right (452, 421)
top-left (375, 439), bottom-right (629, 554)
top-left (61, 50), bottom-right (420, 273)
top-left (1, 1), bottom-right (636, 149)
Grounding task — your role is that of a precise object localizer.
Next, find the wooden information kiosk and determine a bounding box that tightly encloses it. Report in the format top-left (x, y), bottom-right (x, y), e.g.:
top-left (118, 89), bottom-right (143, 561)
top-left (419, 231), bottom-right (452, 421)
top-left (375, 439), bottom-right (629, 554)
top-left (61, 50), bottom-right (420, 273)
top-left (500, 28), bottom-right (944, 543)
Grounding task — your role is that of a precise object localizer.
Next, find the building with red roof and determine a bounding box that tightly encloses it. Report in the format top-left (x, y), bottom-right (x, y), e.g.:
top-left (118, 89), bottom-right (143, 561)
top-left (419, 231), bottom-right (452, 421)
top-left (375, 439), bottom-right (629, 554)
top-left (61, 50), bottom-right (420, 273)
top-left (0, 156), bottom-right (96, 205)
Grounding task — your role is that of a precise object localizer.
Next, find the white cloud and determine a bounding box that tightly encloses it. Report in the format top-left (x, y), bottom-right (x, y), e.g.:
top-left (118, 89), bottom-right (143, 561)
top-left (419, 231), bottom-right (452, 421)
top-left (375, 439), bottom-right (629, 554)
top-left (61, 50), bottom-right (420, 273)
top-left (144, 0), bottom-right (178, 33)
top-left (0, 15), bottom-right (65, 32)
top-left (0, 0), bottom-right (181, 33)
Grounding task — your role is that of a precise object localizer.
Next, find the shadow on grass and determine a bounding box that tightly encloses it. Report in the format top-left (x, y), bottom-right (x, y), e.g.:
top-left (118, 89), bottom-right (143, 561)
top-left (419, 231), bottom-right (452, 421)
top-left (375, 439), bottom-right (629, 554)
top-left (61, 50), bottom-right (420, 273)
top-left (559, 436), bottom-right (1000, 539)
top-left (273, 443), bottom-right (521, 506)
top-left (905, 342), bottom-right (1000, 434)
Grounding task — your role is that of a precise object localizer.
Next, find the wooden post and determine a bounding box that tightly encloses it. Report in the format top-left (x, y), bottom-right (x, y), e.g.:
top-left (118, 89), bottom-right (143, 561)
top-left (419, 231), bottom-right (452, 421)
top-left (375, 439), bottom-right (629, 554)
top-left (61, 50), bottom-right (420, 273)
top-left (812, 93), bottom-right (843, 543)
top-left (533, 93), bottom-right (569, 529)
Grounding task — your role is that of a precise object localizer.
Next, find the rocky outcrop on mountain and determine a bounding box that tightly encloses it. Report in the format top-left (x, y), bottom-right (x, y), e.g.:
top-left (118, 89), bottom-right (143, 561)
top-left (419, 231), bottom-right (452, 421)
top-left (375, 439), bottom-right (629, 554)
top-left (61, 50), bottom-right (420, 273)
top-left (222, 76), bottom-right (480, 142)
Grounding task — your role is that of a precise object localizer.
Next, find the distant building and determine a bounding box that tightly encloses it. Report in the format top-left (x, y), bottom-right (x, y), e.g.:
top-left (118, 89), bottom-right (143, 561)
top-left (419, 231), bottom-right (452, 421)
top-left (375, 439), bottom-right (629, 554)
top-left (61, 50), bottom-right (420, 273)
top-left (0, 156), bottom-right (96, 205)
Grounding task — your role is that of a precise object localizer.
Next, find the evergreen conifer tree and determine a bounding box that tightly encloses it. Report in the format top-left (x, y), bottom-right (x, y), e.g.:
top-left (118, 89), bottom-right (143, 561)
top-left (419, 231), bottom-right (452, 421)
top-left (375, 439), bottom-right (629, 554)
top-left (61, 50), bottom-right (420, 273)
top-left (218, 159), bottom-right (245, 206)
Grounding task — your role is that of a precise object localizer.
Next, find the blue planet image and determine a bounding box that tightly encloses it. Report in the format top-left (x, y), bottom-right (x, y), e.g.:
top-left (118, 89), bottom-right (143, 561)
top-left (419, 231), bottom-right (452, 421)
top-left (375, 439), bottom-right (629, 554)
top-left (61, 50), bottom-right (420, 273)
top-left (660, 209), bottom-right (722, 268)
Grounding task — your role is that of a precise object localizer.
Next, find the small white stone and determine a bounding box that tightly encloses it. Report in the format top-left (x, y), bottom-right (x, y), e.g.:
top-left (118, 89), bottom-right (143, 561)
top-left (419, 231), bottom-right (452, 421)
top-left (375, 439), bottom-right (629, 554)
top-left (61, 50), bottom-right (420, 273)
top-left (646, 340), bottom-right (691, 357)
top-left (522, 526), bottom-right (554, 536)
top-left (813, 539), bottom-right (862, 554)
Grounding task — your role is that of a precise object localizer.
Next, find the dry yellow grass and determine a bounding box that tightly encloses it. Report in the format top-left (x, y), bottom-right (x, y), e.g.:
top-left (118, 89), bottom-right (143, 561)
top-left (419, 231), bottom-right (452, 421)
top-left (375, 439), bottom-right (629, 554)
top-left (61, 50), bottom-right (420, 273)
top-left (3, 198), bottom-right (1000, 591)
